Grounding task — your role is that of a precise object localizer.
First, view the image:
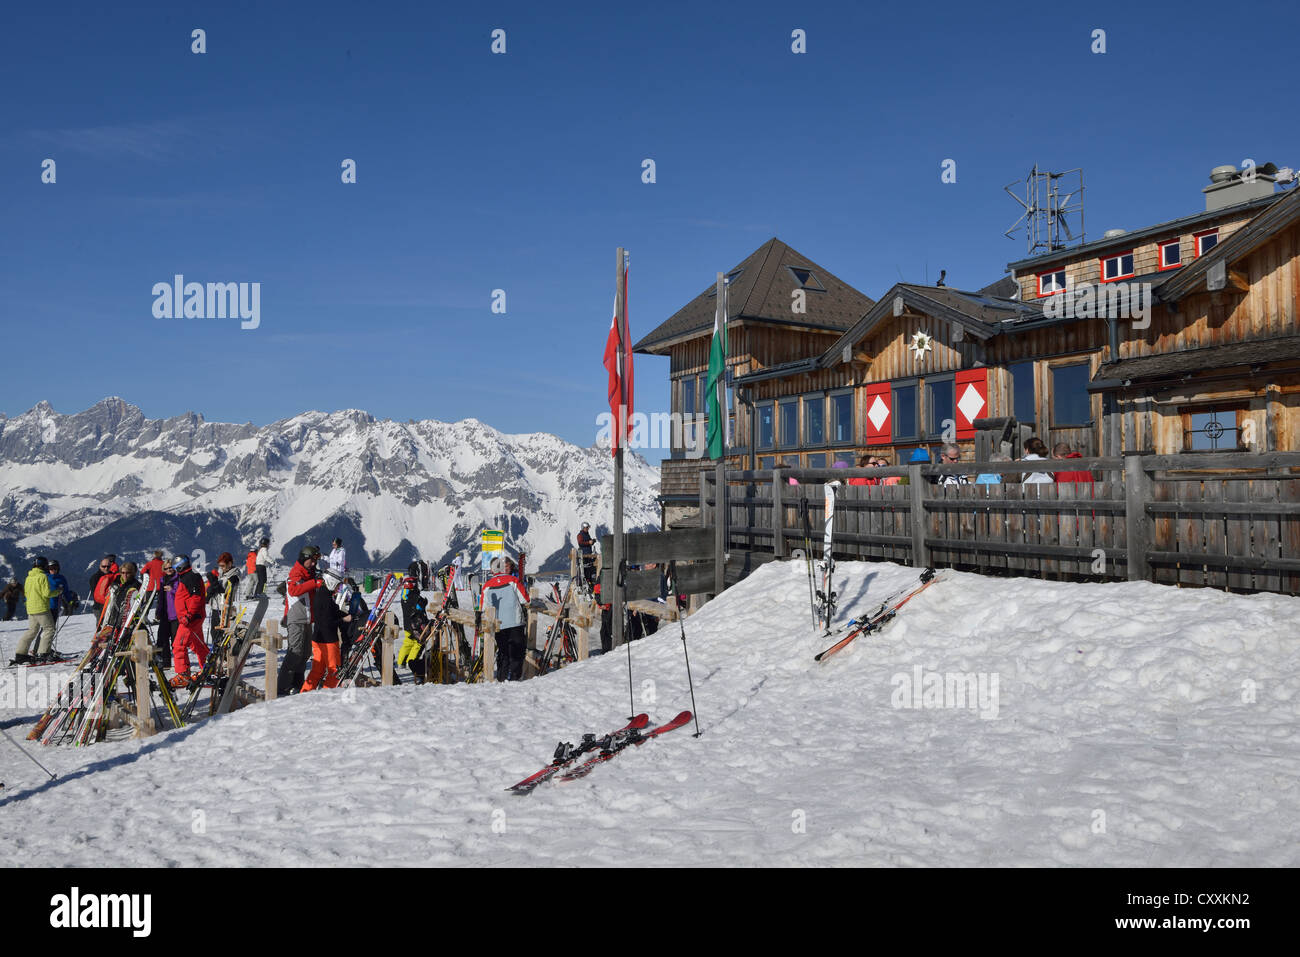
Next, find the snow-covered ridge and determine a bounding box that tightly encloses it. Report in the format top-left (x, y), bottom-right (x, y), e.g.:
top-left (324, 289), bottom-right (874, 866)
top-left (0, 397), bottom-right (660, 572)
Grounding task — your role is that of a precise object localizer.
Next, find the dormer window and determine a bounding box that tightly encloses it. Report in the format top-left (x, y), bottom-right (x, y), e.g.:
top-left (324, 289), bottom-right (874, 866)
top-left (1195, 229), bottom-right (1219, 257)
top-left (706, 268), bottom-right (744, 296)
top-left (786, 266), bottom-right (826, 291)
top-left (1100, 251), bottom-right (1135, 283)
top-left (1158, 239), bottom-right (1182, 270)
top-left (1037, 269), bottom-right (1066, 296)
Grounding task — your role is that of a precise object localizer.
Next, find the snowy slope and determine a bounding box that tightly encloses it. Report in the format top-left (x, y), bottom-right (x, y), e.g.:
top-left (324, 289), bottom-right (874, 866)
top-left (2, 561), bottom-right (1298, 866)
top-left (0, 398), bottom-right (660, 577)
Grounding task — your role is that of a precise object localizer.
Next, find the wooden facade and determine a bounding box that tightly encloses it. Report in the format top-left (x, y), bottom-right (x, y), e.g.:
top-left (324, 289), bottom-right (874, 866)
top-left (641, 181), bottom-right (1300, 509)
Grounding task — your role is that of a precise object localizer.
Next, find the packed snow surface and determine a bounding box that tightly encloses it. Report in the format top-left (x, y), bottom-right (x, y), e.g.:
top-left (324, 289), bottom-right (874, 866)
top-left (2, 561), bottom-right (1298, 866)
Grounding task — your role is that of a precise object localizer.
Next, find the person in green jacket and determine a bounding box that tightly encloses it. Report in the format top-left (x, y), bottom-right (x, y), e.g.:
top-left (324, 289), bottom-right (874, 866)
top-left (11, 556), bottom-right (58, 665)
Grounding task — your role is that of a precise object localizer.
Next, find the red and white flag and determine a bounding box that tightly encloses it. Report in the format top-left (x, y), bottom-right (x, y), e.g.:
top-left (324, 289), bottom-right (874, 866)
top-left (602, 253), bottom-right (633, 455)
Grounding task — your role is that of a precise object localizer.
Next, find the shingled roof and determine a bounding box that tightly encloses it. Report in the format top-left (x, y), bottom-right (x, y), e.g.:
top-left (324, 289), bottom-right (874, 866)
top-left (633, 238), bottom-right (876, 355)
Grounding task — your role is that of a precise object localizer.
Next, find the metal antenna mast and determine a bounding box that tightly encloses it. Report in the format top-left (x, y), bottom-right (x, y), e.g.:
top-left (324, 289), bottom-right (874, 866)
top-left (1005, 165), bottom-right (1085, 256)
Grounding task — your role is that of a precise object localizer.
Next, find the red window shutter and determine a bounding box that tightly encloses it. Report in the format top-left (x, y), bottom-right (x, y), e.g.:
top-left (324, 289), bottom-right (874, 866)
top-left (953, 369), bottom-right (988, 440)
top-left (864, 382), bottom-right (892, 444)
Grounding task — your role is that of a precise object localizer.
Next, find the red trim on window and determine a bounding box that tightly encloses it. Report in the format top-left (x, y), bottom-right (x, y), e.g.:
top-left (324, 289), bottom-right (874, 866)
top-left (953, 369), bottom-right (987, 441)
top-left (1099, 250), bottom-right (1135, 283)
top-left (1037, 269), bottom-right (1066, 296)
top-left (1157, 239), bottom-right (1183, 271)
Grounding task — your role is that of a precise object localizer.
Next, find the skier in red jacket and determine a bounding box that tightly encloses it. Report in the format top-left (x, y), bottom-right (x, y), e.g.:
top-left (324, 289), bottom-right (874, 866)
top-left (281, 545), bottom-right (323, 694)
top-left (170, 555), bottom-right (210, 687)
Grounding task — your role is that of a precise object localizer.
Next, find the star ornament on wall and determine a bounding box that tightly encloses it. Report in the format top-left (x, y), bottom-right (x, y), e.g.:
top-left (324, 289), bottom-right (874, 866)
top-left (909, 331), bottom-right (934, 357)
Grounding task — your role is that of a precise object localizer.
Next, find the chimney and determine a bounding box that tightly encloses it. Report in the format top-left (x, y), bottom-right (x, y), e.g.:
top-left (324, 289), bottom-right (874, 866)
top-left (1203, 163), bottom-right (1277, 211)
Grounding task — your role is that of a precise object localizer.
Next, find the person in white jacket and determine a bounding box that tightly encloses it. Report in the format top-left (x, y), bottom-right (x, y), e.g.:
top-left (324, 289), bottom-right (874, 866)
top-left (1020, 437), bottom-right (1054, 484)
top-left (328, 538), bottom-right (347, 577)
top-left (255, 537), bottom-right (271, 595)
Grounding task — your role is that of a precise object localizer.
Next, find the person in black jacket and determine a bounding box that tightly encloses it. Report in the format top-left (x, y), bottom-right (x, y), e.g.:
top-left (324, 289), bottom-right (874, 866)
top-left (576, 523), bottom-right (597, 586)
top-left (302, 572), bottom-right (350, 691)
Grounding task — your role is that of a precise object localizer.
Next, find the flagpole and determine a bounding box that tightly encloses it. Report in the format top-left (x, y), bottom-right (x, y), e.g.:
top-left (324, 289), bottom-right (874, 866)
top-left (612, 247), bottom-right (626, 661)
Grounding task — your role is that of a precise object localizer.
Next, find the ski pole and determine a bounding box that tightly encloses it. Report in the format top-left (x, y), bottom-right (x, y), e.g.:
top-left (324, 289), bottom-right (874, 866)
top-left (668, 564), bottom-right (702, 737)
top-left (619, 560), bottom-right (634, 720)
top-left (1, 724), bottom-right (56, 781)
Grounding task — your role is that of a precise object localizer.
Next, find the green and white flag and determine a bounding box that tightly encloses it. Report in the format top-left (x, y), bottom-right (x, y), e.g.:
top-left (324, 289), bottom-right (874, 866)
top-left (706, 273), bottom-right (729, 459)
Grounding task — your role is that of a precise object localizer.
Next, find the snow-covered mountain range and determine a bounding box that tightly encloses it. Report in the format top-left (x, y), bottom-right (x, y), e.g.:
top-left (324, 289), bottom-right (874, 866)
top-left (0, 398), bottom-right (660, 581)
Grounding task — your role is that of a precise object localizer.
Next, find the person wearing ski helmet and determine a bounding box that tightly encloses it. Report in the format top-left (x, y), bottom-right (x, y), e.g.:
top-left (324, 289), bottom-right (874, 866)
top-left (10, 557), bottom-right (58, 665)
top-left (46, 560), bottom-right (73, 630)
top-left (170, 555), bottom-right (210, 687)
top-left (302, 571), bottom-right (350, 691)
top-left (398, 571), bottom-right (430, 684)
top-left (255, 536), bottom-right (271, 595)
top-left (281, 545), bottom-right (323, 694)
top-left (481, 553), bottom-right (529, 681)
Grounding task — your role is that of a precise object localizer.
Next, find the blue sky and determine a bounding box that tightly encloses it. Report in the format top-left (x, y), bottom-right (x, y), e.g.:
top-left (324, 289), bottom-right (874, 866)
top-left (3, 0), bottom-right (1298, 462)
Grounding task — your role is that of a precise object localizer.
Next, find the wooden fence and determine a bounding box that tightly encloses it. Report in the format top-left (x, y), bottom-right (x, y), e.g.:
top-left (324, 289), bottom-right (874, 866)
top-left (696, 453), bottom-right (1300, 596)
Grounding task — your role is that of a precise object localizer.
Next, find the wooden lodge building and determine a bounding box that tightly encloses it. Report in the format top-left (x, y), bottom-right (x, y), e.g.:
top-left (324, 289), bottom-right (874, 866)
top-left (636, 167), bottom-right (1300, 527)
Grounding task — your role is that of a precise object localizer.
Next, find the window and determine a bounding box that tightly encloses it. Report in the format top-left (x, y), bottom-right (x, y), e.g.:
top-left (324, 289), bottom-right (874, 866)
top-left (1184, 407), bottom-right (1243, 451)
top-left (786, 266), bottom-right (826, 291)
top-left (1158, 239), bottom-right (1182, 270)
top-left (1100, 251), bottom-right (1135, 282)
top-left (1050, 363), bottom-right (1092, 427)
top-left (757, 455), bottom-right (776, 470)
top-left (804, 395), bottom-right (825, 446)
top-left (778, 398), bottom-right (799, 448)
top-left (893, 382), bottom-right (918, 441)
top-left (681, 376), bottom-right (696, 415)
top-left (829, 390), bottom-right (854, 445)
top-left (925, 376), bottom-right (954, 438)
top-left (1037, 269), bottom-right (1066, 296)
top-left (806, 453), bottom-right (827, 468)
top-left (1195, 229), bottom-right (1219, 257)
top-left (756, 402), bottom-right (774, 450)
top-left (833, 451), bottom-right (856, 467)
top-left (1010, 360), bottom-right (1036, 429)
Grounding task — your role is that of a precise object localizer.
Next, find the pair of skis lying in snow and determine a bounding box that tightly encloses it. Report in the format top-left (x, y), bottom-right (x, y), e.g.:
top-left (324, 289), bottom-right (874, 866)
top-left (507, 711), bottom-right (693, 794)
top-left (814, 567), bottom-right (942, 662)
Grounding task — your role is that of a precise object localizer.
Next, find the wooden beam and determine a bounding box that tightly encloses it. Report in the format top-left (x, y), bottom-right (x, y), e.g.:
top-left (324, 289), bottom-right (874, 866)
top-left (1124, 455), bottom-right (1152, 582)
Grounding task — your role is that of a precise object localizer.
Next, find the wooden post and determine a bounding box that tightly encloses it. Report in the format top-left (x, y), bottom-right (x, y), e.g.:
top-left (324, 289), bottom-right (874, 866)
top-left (569, 548), bottom-right (577, 582)
top-left (132, 627), bottom-right (155, 737)
top-left (699, 467), bottom-right (709, 527)
top-left (482, 612), bottom-right (497, 682)
top-left (263, 620), bottom-right (280, 702)
top-left (909, 463), bottom-right (929, 568)
top-left (382, 612), bottom-right (397, 686)
top-left (715, 461), bottom-right (727, 594)
top-left (1125, 454), bottom-right (1152, 582)
top-left (772, 468), bottom-right (786, 558)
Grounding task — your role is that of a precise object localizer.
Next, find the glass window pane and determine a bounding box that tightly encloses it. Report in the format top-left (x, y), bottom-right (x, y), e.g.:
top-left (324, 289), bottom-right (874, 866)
top-left (893, 384), bottom-right (917, 440)
top-left (1121, 253), bottom-right (1133, 274)
top-left (926, 378), bottom-right (953, 436)
top-left (834, 450), bottom-right (856, 466)
top-left (805, 397), bottom-right (825, 446)
top-left (757, 404), bottom-right (774, 449)
top-left (830, 393), bottom-right (853, 443)
top-left (807, 453), bottom-right (826, 468)
top-left (1051, 364), bottom-right (1092, 426)
top-left (682, 377), bottom-right (696, 415)
top-left (1010, 361), bottom-right (1035, 428)
top-left (779, 399), bottom-right (798, 447)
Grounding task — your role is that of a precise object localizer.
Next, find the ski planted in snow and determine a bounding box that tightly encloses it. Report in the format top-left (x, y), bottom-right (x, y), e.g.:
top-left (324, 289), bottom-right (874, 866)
top-left (815, 481), bottom-right (841, 633)
top-left (814, 568), bottom-right (941, 662)
top-left (558, 710), bottom-right (693, 783)
top-left (507, 713), bottom-right (650, 794)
